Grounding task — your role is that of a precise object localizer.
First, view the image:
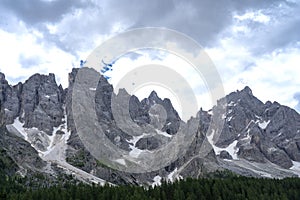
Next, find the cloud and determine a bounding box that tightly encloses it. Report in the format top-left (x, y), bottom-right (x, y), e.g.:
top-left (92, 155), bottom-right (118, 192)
top-left (207, 37), bottom-right (300, 110)
top-left (224, 1), bottom-right (300, 55)
top-left (0, 27), bottom-right (76, 87)
top-left (0, 0), bottom-right (88, 25)
top-left (0, 0), bottom-right (289, 55)
top-left (294, 92), bottom-right (300, 111)
top-left (0, 0), bottom-right (300, 113)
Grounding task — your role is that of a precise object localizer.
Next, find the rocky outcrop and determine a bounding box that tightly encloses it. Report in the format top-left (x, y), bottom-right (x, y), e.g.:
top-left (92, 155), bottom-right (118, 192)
top-left (0, 72), bottom-right (65, 135)
top-left (20, 73), bottom-right (64, 135)
top-left (0, 73), bottom-right (22, 124)
top-left (212, 86), bottom-right (300, 169)
top-left (219, 150), bottom-right (232, 160)
top-left (0, 105), bottom-right (46, 175)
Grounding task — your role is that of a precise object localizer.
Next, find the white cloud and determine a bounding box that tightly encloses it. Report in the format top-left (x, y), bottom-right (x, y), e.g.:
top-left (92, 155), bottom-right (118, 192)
top-left (203, 2), bottom-right (300, 111)
top-left (234, 10), bottom-right (270, 24)
top-left (0, 0), bottom-right (299, 114)
top-left (206, 37), bottom-right (300, 110)
top-left (0, 26), bottom-right (76, 87)
top-left (107, 50), bottom-right (210, 119)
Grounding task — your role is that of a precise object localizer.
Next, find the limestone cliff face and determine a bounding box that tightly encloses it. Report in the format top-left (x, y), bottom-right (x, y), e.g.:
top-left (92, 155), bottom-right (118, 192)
top-left (210, 86), bottom-right (300, 169)
top-left (1, 68), bottom-right (300, 185)
top-left (0, 72), bottom-right (65, 134)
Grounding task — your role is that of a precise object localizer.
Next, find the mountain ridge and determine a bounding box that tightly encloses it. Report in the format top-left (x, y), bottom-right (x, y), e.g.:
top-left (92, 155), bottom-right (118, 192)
top-left (0, 68), bottom-right (300, 185)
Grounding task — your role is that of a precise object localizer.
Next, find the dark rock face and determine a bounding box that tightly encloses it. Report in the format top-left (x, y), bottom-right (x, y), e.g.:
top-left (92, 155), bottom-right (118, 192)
top-left (0, 129), bottom-right (46, 170)
top-left (0, 103), bottom-right (5, 127)
top-left (129, 90), bottom-right (181, 134)
top-left (0, 109), bottom-right (45, 173)
top-left (210, 86), bottom-right (300, 169)
top-left (136, 137), bottom-right (161, 150)
top-left (20, 73), bottom-right (64, 135)
top-left (0, 72), bottom-right (65, 135)
top-left (0, 73), bottom-right (22, 124)
top-left (219, 150), bottom-right (232, 160)
top-left (237, 145), bottom-right (266, 163)
top-left (129, 95), bottom-right (150, 125)
top-left (215, 87), bottom-right (265, 147)
top-left (143, 91), bottom-right (181, 135)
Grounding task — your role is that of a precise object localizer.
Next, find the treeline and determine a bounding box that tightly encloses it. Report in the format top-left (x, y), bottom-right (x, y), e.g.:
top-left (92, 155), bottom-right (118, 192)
top-left (1, 174), bottom-right (300, 200)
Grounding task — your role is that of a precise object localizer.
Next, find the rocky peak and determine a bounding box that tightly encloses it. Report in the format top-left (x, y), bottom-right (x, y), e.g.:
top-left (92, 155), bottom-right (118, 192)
top-left (68, 68), bottom-right (79, 87)
top-left (148, 90), bottom-right (159, 100)
top-left (117, 88), bottom-right (130, 97)
top-left (0, 72), bottom-right (6, 82)
top-left (209, 86), bottom-right (300, 169)
top-left (240, 86), bottom-right (252, 95)
top-left (18, 73), bottom-right (64, 135)
top-left (0, 73), bottom-right (9, 103)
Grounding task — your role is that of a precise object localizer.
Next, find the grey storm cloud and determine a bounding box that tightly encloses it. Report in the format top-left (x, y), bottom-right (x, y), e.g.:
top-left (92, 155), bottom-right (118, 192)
top-left (237, 1), bottom-right (300, 55)
top-left (101, 0), bottom-right (286, 46)
top-left (0, 0), bottom-right (89, 25)
top-left (266, 17), bottom-right (300, 50)
top-left (0, 0), bottom-right (297, 55)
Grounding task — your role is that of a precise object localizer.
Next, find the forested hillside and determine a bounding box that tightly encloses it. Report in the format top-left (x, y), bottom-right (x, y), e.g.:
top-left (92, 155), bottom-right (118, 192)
top-left (1, 173), bottom-right (300, 200)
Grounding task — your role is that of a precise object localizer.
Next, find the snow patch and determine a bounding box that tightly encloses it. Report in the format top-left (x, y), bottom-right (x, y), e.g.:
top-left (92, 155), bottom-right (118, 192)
top-left (156, 129), bottom-right (172, 138)
top-left (167, 168), bottom-right (182, 182)
top-left (227, 101), bottom-right (236, 106)
top-left (128, 146), bottom-right (145, 158)
top-left (224, 140), bottom-right (239, 160)
top-left (115, 159), bottom-right (126, 166)
top-left (290, 161), bottom-right (300, 177)
top-left (89, 87), bottom-right (96, 91)
top-left (241, 130), bottom-right (251, 143)
top-left (258, 120), bottom-right (270, 129)
top-left (267, 147), bottom-right (277, 153)
top-left (41, 114), bottom-right (71, 156)
top-left (152, 175), bottom-right (162, 187)
top-left (275, 132), bottom-right (282, 138)
top-left (227, 116), bottom-right (234, 121)
top-left (255, 115), bottom-right (262, 120)
top-left (245, 120), bottom-right (255, 130)
top-left (126, 133), bottom-right (149, 146)
top-left (126, 133), bottom-right (149, 158)
top-left (207, 130), bottom-right (239, 160)
top-left (12, 118), bottom-right (28, 140)
top-left (45, 95), bottom-right (50, 98)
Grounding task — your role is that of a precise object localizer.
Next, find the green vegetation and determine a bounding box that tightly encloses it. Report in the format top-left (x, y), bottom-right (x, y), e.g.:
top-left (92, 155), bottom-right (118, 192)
top-left (0, 172), bottom-right (300, 200)
top-left (66, 149), bottom-right (87, 168)
top-left (0, 147), bottom-right (18, 175)
top-left (96, 159), bottom-right (111, 169)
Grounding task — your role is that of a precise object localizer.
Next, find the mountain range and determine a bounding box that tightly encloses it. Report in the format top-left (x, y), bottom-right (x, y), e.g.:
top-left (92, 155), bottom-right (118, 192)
top-left (0, 67), bottom-right (300, 186)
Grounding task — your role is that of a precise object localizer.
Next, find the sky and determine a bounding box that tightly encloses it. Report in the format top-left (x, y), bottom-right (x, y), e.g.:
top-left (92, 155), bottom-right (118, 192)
top-left (0, 0), bottom-right (300, 113)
